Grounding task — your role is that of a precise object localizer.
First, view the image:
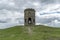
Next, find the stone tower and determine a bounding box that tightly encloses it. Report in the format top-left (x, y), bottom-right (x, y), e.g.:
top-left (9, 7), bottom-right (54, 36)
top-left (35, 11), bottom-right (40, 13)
top-left (24, 8), bottom-right (35, 26)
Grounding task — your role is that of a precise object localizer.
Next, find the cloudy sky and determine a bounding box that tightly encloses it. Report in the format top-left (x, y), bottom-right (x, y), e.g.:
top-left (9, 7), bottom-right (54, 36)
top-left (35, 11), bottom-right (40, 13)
top-left (0, 0), bottom-right (60, 29)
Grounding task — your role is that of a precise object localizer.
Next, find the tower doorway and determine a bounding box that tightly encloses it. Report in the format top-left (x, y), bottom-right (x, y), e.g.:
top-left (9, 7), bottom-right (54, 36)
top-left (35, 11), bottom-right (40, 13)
top-left (28, 18), bottom-right (32, 24)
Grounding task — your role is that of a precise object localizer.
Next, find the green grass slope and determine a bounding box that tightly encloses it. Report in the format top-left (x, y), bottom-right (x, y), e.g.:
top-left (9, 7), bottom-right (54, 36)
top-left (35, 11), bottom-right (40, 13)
top-left (0, 25), bottom-right (60, 40)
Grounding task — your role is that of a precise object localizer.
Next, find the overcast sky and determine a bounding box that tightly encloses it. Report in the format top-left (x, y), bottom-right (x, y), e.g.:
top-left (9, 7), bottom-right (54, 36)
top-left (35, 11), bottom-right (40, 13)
top-left (0, 0), bottom-right (60, 29)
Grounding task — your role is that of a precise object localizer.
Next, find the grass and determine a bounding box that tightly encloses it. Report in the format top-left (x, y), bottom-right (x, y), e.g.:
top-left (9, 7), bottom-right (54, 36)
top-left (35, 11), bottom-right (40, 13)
top-left (0, 25), bottom-right (60, 40)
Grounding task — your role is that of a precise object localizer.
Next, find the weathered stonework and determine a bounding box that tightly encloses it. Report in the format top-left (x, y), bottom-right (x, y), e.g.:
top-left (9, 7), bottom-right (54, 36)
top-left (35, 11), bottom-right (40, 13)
top-left (24, 8), bottom-right (35, 26)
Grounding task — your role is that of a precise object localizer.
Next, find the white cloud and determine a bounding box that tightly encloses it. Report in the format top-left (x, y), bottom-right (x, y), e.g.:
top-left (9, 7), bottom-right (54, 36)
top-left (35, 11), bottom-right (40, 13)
top-left (33, 2), bottom-right (40, 7)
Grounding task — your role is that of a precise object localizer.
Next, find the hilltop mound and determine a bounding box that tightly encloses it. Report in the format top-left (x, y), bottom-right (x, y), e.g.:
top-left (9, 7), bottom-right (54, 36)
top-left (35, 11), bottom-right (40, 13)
top-left (0, 25), bottom-right (60, 40)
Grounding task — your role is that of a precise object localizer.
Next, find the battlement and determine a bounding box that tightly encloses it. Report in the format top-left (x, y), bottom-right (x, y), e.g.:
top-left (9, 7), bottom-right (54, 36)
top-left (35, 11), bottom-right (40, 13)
top-left (24, 8), bottom-right (35, 12)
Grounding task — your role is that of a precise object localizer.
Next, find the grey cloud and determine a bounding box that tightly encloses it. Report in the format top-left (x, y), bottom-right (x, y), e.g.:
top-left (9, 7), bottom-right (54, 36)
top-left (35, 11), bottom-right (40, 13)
top-left (36, 14), bottom-right (60, 25)
top-left (41, 0), bottom-right (55, 4)
top-left (15, 18), bottom-right (24, 24)
top-left (0, 21), bottom-right (7, 23)
top-left (40, 0), bottom-right (60, 6)
top-left (36, 16), bottom-right (40, 23)
top-left (38, 17), bottom-right (55, 24)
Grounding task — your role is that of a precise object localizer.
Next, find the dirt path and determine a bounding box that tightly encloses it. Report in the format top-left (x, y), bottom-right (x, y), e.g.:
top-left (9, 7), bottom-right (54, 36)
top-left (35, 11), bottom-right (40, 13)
top-left (27, 26), bottom-right (32, 35)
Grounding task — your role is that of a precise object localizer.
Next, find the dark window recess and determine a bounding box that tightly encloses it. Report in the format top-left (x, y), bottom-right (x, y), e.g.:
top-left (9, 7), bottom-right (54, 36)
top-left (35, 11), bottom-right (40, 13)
top-left (28, 18), bottom-right (32, 24)
top-left (25, 19), bottom-right (26, 23)
top-left (33, 19), bottom-right (35, 22)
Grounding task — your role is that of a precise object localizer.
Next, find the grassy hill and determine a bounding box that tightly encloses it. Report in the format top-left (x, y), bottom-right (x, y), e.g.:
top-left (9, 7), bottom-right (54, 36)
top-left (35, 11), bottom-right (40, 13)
top-left (0, 25), bottom-right (60, 40)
